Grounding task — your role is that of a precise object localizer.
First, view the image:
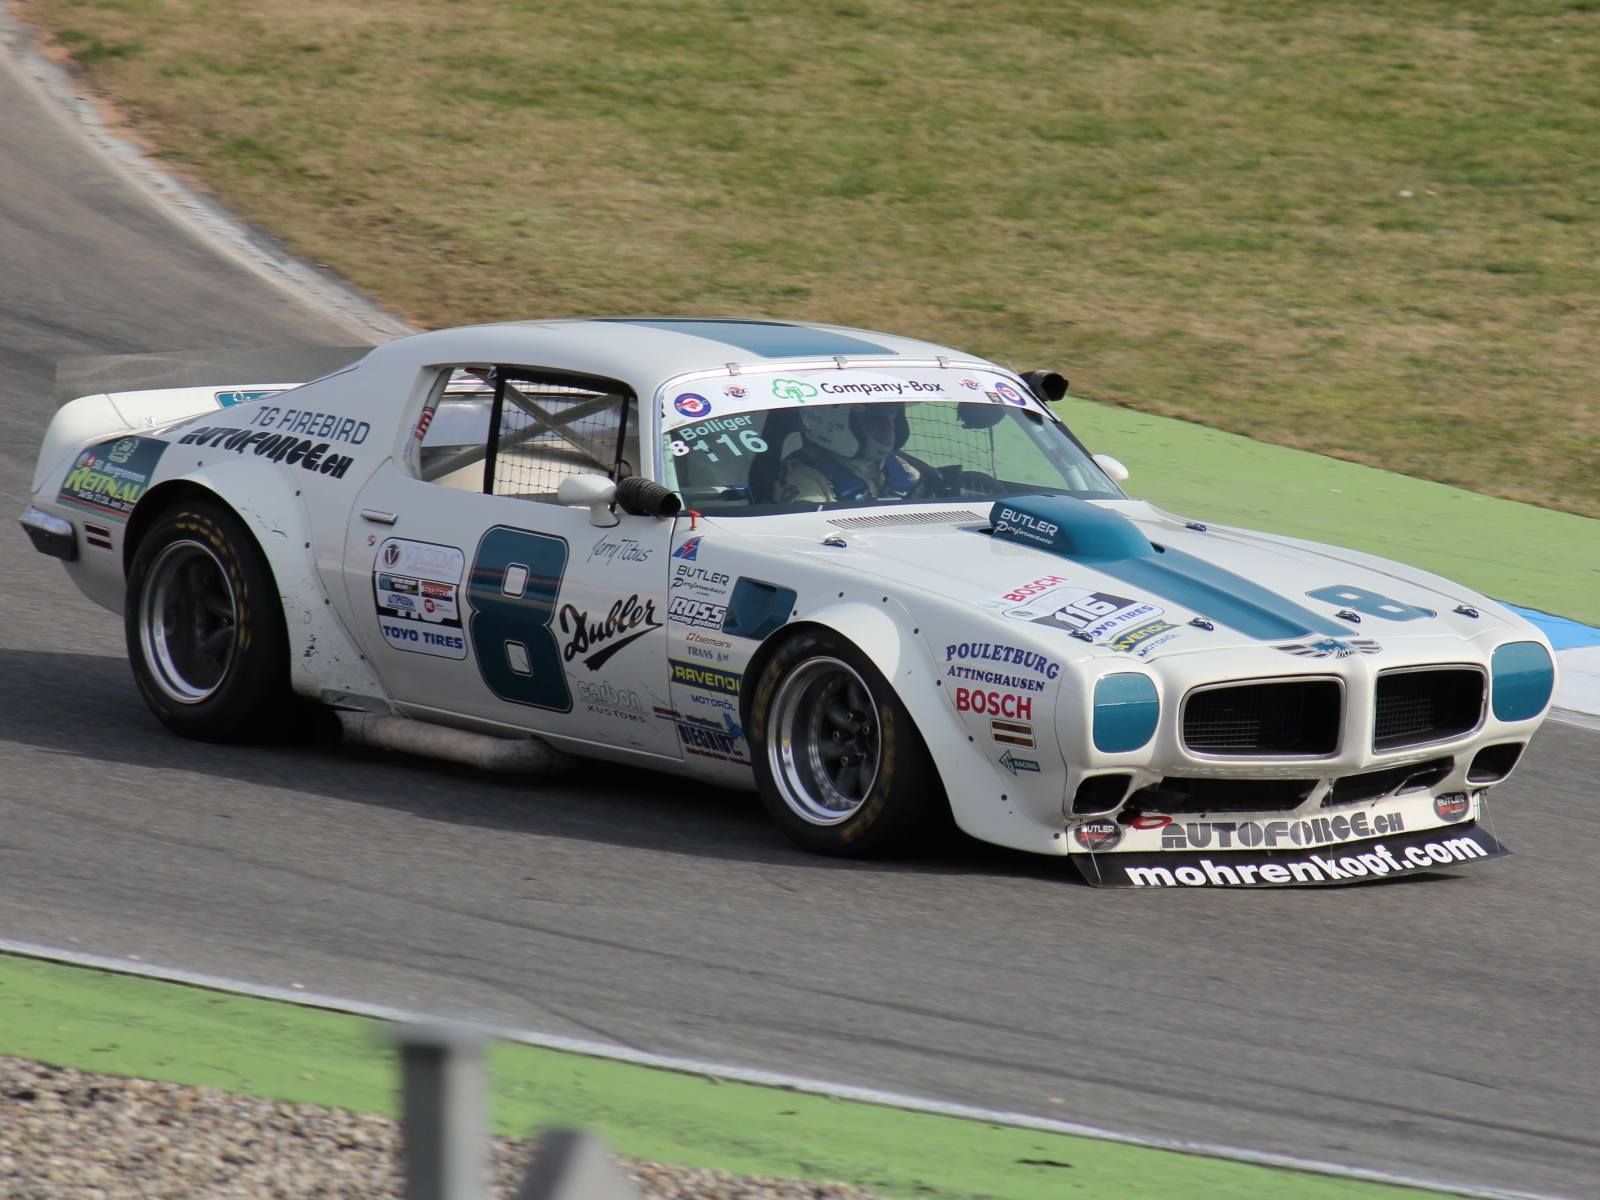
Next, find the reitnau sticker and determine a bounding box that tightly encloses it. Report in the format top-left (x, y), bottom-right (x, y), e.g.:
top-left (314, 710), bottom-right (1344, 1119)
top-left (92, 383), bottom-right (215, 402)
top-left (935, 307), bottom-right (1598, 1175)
top-left (374, 538), bottom-right (468, 659)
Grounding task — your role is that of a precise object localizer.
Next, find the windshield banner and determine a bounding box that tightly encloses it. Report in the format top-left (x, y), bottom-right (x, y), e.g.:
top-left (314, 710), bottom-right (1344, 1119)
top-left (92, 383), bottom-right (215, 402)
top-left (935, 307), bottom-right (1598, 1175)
top-left (660, 368), bottom-right (1033, 433)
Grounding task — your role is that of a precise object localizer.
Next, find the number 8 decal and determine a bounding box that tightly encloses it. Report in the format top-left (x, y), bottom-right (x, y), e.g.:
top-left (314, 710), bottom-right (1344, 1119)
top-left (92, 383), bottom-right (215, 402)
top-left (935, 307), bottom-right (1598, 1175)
top-left (467, 526), bottom-right (572, 712)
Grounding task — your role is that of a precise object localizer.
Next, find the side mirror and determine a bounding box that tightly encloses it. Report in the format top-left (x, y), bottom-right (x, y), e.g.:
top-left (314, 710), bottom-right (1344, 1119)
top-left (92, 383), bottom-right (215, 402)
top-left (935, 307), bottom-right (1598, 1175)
top-left (1092, 454), bottom-right (1130, 484)
top-left (556, 473), bottom-right (620, 527)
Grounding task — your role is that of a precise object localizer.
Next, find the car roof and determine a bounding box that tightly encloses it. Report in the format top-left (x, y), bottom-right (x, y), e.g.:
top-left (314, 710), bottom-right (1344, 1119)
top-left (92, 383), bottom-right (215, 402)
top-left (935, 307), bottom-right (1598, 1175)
top-left (353, 317), bottom-right (989, 399)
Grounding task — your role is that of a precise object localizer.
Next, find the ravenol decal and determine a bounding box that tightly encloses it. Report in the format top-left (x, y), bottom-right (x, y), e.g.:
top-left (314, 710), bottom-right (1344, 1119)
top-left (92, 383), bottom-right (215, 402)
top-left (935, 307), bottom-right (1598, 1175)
top-left (674, 393), bottom-right (712, 418)
top-left (672, 535), bottom-right (703, 561)
top-left (670, 658), bottom-right (742, 696)
top-left (57, 436), bottom-right (168, 522)
top-left (1109, 619), bottom-right (1177, 654)
top-left (771, 378), bottom-right (819, 403)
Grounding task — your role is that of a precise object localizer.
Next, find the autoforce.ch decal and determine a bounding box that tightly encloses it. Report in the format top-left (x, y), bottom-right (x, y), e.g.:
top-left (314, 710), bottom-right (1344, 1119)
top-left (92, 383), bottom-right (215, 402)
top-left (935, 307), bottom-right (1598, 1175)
top-left (373, 538), bottom-right (467, 659)
top-left (1157, 809), bottom-right (1410, 849)
top-left (176, 424), bottom-right (357, 479)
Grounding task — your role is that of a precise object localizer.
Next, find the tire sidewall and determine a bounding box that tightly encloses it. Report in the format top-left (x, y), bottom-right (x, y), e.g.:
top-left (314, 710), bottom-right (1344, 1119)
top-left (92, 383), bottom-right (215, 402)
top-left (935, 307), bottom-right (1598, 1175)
top-left (749, 629), bottom-right (944, 857)
top-left (125, 499), bottom-right (291, 742)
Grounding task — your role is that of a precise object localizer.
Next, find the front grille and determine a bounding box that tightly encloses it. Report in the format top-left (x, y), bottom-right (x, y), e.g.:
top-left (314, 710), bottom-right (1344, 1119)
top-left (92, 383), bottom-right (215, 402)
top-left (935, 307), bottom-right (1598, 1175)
top-left (1127, 777), bottom-right (1318, 814)
top-left (1373, 669), bottom-right (1484, 751)
top-left (1328, 756), bottom-right (1453, 806)
top-left (1183, 680), bottom-right (1342, 756)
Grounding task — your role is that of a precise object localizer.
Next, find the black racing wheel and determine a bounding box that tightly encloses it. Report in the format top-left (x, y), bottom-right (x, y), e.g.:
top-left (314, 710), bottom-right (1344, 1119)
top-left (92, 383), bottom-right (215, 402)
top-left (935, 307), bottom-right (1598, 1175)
top-left (748, 628), bottom-right (952, 857)
top-left (125, 497), bottom-right (300, 742)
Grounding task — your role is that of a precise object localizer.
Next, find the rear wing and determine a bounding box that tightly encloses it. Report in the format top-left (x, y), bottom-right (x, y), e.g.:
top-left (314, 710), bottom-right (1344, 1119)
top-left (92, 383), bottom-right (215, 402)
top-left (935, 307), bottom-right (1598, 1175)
top-left (35, 346), bottom-right (371, 493)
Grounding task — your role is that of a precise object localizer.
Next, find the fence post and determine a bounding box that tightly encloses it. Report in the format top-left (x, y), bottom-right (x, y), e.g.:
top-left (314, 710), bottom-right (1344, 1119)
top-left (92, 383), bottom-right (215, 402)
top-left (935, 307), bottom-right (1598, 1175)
top-left (396, 1023), bottom-right (487, 1200)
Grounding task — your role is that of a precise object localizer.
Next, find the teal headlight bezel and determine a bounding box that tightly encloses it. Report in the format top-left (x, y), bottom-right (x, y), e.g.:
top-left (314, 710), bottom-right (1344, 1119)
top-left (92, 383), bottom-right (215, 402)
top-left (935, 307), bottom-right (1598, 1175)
top-left (1490, 641), bottom-right (1554, 723)
top-left (1093, 672), bottom-right (1160, 753)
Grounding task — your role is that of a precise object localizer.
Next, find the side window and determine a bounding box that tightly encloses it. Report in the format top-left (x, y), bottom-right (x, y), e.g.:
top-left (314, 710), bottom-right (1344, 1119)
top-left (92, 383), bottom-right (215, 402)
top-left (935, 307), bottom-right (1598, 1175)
top-left (418, 366), bottom-right (638, 501)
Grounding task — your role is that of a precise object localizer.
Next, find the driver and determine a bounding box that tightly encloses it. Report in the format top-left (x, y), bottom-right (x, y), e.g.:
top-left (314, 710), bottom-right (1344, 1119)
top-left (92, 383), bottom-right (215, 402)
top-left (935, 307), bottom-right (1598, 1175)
top-left (773, 403), bottom-right (921, 504)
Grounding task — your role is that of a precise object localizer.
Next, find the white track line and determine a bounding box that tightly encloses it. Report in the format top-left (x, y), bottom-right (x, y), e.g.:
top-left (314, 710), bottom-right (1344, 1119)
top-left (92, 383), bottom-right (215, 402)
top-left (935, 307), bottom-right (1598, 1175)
top-left (0, 937), bottom-right (1567, 1200)
top-left (0, 3), bottom-right (415, 344)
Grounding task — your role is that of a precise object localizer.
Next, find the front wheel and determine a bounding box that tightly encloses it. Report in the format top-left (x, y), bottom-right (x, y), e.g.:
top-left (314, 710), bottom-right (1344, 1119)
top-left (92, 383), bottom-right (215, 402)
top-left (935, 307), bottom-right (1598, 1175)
top-left (748, 629), bottom-right (950, 857)
top-left (125, 497), bottom-right (297, 742)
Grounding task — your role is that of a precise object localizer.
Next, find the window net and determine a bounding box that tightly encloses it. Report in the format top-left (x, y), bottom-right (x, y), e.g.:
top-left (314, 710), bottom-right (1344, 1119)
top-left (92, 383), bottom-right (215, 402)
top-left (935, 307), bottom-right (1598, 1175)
top-left (419, 367), bottom-right (637, 500)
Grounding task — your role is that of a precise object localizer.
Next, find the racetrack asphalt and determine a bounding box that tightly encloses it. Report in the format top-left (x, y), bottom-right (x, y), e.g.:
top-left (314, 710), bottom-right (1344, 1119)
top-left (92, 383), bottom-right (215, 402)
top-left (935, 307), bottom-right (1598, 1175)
top-left (1, 35), bottom-right (1597, 1200)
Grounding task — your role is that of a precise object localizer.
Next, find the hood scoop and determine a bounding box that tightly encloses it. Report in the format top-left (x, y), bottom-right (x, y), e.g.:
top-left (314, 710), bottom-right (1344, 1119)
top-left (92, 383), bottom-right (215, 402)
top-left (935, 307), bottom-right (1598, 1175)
top-left (988, 496), bottom-right (1349, 642)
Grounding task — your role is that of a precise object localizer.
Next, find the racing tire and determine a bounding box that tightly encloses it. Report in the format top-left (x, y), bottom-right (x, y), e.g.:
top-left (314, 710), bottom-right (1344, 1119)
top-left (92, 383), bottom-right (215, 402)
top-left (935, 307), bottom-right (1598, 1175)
top-left (125, 497), bottom-right (301, 743)
top-left (749, 629), bottom-right (951, 857)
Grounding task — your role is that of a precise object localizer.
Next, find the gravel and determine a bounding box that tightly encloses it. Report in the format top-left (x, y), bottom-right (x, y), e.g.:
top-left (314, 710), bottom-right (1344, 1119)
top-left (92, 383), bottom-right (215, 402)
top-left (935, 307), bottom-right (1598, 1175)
top-left (0, 1056), bottom-right (885, 1200)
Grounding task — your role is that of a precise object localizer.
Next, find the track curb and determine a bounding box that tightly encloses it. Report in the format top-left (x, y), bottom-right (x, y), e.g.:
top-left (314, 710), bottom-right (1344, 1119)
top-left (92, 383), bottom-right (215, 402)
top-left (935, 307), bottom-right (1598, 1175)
top-left (0, 937), bottom-right (1565, 1200)
top-left (0, 2), bottom-right (416, 346)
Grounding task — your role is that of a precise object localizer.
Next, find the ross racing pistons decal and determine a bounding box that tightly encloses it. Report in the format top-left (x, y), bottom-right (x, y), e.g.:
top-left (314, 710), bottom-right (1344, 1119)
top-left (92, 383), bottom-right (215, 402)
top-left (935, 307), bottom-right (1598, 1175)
top-left (373, 538), bottom-right (468, 659)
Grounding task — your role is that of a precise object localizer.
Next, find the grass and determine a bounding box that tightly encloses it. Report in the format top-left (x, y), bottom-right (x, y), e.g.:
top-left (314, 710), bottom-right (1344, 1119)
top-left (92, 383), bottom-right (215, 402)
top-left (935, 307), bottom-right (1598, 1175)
top-left (0, 951), bottom-right (1450, 1200)
top-left (16, 0), bottom-right (1600, 520)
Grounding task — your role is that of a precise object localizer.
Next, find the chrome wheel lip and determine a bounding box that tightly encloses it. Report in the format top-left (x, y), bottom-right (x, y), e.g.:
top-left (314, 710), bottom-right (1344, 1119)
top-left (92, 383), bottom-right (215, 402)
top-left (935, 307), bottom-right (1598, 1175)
top-left (139, 539), bottom-right (237, 704)
top-left (768, 656), bottom-right (882, 826)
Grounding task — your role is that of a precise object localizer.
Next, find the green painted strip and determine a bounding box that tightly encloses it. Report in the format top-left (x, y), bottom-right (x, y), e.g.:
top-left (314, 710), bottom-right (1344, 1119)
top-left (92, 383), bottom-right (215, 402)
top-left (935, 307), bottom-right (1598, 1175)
top-left (0, 951), bottom-right (1442, 1200)
top-left (1057, 399), bottom-right (1600, 626)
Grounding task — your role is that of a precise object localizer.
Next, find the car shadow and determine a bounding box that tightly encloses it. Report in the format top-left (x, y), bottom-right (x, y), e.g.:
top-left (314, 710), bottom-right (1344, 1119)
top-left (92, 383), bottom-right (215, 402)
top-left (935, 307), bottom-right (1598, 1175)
top-left (1, 649), bottom-right (1089, 886)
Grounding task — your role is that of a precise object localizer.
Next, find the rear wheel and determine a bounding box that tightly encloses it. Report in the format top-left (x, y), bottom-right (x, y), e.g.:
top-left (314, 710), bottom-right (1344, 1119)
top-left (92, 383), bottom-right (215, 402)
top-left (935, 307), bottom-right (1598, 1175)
top-left (126, 498), bottom-right (297, 742)
top-left (749, 629), bottom-right (949, 857)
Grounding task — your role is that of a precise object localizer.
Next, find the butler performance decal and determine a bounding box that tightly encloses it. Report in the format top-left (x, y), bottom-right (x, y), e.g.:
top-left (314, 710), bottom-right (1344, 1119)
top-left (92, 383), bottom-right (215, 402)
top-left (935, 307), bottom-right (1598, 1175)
top-left (176, 423), bottom-right (358, 479)
top-left (373, 538), bottom-right (468, 659)
top-left (1076, 823), bottom-right (1507, 888)
top-left (57, 436), bottom-right (168, 522)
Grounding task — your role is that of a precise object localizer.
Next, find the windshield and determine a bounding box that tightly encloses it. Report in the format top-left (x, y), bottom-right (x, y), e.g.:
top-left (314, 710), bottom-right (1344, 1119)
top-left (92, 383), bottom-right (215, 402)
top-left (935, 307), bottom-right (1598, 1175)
top-left (659, 373), bottom-right (1122, 515)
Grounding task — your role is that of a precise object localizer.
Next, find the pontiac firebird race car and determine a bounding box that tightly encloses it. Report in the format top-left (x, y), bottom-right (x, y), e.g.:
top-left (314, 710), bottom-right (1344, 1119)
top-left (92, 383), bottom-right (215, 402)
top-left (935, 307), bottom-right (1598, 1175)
top-left (21, 318), bottom-right (1557, 887)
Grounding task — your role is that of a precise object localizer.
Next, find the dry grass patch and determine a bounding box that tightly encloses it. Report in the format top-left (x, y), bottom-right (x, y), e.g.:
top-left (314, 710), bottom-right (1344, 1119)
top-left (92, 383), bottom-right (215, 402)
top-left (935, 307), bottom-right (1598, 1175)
top-left (18, 0), bottom-right (1600, 515)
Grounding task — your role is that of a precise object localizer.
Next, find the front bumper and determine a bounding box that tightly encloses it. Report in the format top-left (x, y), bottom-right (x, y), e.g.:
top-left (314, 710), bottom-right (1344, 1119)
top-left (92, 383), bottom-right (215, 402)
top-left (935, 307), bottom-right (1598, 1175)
top-left (1071, 793), bottom-right (1507, 888)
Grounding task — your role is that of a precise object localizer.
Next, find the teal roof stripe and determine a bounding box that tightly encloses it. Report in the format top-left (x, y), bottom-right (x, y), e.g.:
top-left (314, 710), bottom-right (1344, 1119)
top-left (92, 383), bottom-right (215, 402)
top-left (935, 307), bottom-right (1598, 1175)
top-left (604, 319), bottom-right (894, 358)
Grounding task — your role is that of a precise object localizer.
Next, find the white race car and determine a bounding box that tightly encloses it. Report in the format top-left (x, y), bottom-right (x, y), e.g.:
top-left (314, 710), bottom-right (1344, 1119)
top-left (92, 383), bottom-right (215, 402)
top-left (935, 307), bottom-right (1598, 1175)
top-left (21, 319), bottom-right (1555, 886)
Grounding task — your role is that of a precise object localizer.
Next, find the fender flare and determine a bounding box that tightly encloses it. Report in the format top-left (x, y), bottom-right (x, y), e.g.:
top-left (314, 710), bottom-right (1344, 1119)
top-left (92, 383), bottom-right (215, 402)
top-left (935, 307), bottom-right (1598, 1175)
top-left (127, 464), bottom-right (390, 704)
top-left (743, 603), bottom-right (1068, 855)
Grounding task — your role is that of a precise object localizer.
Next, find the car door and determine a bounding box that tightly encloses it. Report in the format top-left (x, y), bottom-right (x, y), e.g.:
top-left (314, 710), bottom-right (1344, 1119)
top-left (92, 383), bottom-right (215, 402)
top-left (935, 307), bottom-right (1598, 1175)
top-left (343, 365), bottom-right (681, 761)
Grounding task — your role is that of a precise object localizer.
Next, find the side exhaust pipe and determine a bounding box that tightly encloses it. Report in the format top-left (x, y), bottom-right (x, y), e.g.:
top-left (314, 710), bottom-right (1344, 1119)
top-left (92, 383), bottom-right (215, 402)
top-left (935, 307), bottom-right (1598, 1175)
top-left (338, 711), bottom-right (574, 773)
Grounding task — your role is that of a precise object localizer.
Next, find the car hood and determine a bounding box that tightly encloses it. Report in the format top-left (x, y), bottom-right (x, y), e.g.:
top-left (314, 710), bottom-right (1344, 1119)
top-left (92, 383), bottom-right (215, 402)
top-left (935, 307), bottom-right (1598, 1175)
top-left (720, 499), bottom-right (1535, 662)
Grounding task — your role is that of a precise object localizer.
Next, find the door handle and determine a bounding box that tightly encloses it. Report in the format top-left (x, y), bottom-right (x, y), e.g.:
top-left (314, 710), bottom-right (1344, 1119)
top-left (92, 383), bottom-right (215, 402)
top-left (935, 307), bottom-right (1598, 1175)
top-left (361, 509), bottom-right (398, 525)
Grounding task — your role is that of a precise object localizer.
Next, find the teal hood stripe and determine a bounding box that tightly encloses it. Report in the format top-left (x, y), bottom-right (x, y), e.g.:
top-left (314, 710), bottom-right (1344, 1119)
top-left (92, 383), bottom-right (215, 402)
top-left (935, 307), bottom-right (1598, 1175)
top-left (989, 495), bottom-right (1349, 641)
top-left (1092, 548), bottom-right (1349, 641)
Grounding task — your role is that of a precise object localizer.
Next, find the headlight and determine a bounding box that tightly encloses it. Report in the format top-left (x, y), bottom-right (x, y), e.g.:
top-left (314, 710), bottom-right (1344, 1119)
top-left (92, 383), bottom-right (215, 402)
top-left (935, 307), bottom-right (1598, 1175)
top-left (1093, 673), bottom-right (1159, 752)
top-left (1490, 641), bottom-right (1553, 722)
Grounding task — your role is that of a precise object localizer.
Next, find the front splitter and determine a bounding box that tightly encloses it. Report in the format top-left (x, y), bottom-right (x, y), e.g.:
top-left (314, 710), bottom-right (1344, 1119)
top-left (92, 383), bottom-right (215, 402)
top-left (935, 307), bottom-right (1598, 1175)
top-left (1073, 820), bottom-right (1509, 888)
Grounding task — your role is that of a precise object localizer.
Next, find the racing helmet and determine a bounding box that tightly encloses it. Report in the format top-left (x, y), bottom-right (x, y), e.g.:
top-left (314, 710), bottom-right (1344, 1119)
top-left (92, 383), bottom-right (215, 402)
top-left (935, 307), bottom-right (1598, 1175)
top-left (800, 403), bottom-right (906, 460)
